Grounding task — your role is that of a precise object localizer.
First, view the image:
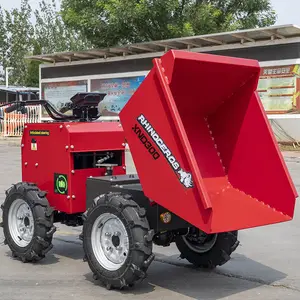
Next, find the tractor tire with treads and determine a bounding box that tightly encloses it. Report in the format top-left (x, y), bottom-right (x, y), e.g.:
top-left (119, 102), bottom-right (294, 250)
top-left (0, 182), bottom-right (56, 262)
top-left (175, 229), bottom-right (239, 268)
top-left (82, 192), bottom-right (155, 290)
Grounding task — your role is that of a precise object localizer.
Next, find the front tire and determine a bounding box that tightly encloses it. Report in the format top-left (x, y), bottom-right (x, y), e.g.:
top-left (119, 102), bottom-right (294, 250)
top-left (82, 192), bottom-right (155, 290)
top-left (0, 182), bottom-right (56, 262)
top-left (175, 228), bottom-right (239, 268)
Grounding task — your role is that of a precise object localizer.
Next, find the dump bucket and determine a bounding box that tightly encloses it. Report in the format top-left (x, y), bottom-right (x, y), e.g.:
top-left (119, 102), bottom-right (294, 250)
top-left (119, 50), bottom-right (298, 234)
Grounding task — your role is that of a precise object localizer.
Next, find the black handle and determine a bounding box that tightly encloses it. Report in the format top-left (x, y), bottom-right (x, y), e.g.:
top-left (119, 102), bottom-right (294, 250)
top-left (5, 104), bottom-right (19, 113)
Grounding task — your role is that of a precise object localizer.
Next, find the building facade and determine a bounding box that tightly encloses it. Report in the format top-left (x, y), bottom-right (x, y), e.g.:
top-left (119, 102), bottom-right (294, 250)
top-left (29, 24), bottom-right (300, 143)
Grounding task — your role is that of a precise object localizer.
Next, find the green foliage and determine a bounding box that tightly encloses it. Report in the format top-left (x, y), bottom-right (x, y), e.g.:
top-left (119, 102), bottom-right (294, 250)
top-left (0, 0), bottom-right (278, 87)
top-left (0, 7), bottom-right (8, 84)
top-left (202, 0), bottom-right (277, 30)
top-left (61, 0), bottom-right (277, 48)
top-left (24, 41), bottom-right (42, 87)
top-left (34, 0), bottom-right (91, 54)
top-left (0, 0), bottom-right (90, 87)
top-left (4, 0), bottom-right (34, 86)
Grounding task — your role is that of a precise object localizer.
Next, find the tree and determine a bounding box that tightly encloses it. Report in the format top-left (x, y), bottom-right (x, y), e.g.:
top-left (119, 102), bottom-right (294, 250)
top-left (60, 0), bottom-right (277, 48)
top-left (3, 0), bottom-right (34, 86)
top-left (34, 0), bottom-right (91, 54)
top-left (0, 6), bottom-right (8, 84)
top-left (24, 41), bottom-right (42, 87)
top-left (194, 0), bottom-right (277, 31)
top-left (0, 0), bottom-right (91, 87)
top-left (24, 0), bottom-right (91, 86)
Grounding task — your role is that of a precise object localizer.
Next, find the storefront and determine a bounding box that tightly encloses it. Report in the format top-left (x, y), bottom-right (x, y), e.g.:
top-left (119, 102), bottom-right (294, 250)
top-left (28, 24), bottom-right (300, 142)
top-left (40, 73), bottom-right (147, 120)
top-left (259, 58), bottom-right (300, 143)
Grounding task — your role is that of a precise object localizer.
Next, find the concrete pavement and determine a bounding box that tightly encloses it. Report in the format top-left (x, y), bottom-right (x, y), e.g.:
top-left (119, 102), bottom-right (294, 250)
top-left (0, 144), bottom-right (300, 299)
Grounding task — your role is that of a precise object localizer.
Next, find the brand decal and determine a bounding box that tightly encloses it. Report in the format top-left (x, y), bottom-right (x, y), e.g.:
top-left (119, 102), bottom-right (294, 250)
top-left (132, 124), bottom-right (160, 160)
top-left (54, 173), bottom-right (68, 195)
top-left (29, 130), bottom-right (50, 136)
top-left (135, 114), bottom-right (194, 188)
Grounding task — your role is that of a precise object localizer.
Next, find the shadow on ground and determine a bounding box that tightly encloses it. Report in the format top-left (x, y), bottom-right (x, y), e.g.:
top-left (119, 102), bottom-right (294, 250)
top-left (39, 235), bottom-right (84, 265)
top-left (83, 252), bottom-right (287, 299)
top-left (0, 227), bottom-right (288, 299)
top-left (0, 232), bottom-right (83, 265)
top-left (0, 212), bottom-right (289, 300)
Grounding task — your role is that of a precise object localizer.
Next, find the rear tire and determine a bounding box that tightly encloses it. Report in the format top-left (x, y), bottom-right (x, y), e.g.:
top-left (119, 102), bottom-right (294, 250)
top-left (82, 192), bottom-right (155, 290)
top-left (0, 182), bottom-right (56, 262)
top-left (175, 228), bottom-right (239, 268)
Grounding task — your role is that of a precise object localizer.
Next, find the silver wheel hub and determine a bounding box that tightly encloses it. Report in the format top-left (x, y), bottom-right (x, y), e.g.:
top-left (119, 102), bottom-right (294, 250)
top-left (8, 199), bottom-right (34, 247)
top-left (91, 213), bottom-right (129, 271)
top-left (183, 228), bottom-right (218, 253)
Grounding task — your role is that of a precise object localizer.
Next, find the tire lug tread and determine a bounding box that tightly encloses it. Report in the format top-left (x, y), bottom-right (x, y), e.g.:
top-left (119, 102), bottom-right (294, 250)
top-left (82, 192), bottom-right (153, 290)
top-left (1, 182), bottom-right (55, 263)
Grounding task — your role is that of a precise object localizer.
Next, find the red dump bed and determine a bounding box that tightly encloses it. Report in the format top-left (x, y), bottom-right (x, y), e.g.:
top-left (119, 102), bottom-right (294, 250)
top-left (119, 50), bottom-right (298, 234)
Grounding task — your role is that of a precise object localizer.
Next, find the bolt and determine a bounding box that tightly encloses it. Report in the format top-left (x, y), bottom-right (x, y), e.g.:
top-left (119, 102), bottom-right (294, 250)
top-left (24, 125), bottom-right (27, 128)
top-left (21, 144), bottom-right (24, 147)
top-left (106, 247), bottom-right (112, 252)
top-left (67, 125), bottom-right (70, 128)
top-left (35, 163), bottom-right (38, 167)
top-left (24, 162), bottom-right (28, 166)
top-left (72, 195), bottom-right (75, 199)
top-left (116, 246), bottom-right (122, 251)
top-left (71, 170), bottom-right (75, 174)
top-left (70, 145), bottom-right (74, 149)
top-left (114, 232), bottom-right (121, 236)
top-left (105, 232), bottom-right (111, 237)
top-left (122, 143), bottom-right (126, 147)
top-left (59, 125), bottom-right (63, 129)
top-left (65, 146), bottom-right (69, 149)
top-left (123, 166), bottom-right (126, 170)
top-left (67, 195), bottom-right (70, 199)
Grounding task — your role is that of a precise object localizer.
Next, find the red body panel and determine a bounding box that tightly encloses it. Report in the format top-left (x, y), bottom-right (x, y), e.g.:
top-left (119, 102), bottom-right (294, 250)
top-left (21, 122), bottom-right (126, 214)
top-left (119, 50), bottom-right (298, 234)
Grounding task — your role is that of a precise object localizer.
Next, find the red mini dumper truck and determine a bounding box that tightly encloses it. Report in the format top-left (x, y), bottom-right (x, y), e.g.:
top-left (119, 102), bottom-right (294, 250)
top-left (0, 50), bottom-right (297, 290)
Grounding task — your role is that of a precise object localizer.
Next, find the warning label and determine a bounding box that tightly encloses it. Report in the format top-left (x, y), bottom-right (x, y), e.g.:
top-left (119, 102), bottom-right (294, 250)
top-left (29, 130), bottom-right (50, 136)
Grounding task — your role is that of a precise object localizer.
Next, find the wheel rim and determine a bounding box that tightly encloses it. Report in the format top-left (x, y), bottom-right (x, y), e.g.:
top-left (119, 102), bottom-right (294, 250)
top-left (91, 212), bottom-right (129, 271)
top-left (182, 229), bottom-right (218, 253)
top-left (8, 198), bottom-right (35, 247)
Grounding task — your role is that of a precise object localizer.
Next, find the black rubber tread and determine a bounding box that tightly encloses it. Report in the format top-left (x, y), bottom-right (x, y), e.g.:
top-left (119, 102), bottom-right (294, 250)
top-left (0, 182), bottom-right (56, 262)
top-left (175, 230), bottom-right (239, 269)
top-left (82, 192), bottom-right (154, 290)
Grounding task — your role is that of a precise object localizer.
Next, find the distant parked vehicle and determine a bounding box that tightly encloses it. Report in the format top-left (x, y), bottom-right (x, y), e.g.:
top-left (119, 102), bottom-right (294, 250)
top-left (0, 87), bottom-right (40, 136)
